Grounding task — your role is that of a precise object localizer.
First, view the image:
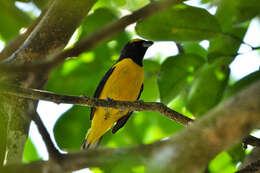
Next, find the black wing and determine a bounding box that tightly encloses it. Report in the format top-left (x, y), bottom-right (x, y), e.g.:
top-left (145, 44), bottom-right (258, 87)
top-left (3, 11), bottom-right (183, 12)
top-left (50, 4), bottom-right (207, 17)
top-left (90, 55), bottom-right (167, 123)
top-left (90, 67), bottom-right (115, 120)
top-left (112, 84), bottom-right (143, 134)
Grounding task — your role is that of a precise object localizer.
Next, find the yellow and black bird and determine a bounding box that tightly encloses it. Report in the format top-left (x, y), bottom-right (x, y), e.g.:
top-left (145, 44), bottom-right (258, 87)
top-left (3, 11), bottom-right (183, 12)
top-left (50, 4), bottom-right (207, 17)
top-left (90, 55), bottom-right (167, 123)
top-left (82, 39), bottom-right (153, 149)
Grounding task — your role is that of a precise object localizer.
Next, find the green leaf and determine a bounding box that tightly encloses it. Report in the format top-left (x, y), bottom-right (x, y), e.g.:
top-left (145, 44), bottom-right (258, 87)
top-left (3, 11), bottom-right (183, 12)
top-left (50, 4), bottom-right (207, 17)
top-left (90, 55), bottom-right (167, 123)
top-left (215, 0), bottom-right (260, 25)
top-left (141, 59), bottom-right (160, 101)
top-left (183, 42), bottom-right (208, 59)
top-left (80, 8), bottom-right (129, 55)
top-left (113, 0), bottom-right (127, 7)
top-left (141, 112), bottom-right (183, 143)
top-left (214, 0), bottom-right (237, 31)
top-left (103, 109), bottom-right (183, 147)
top-left (227, 143), bottom-right (246, 164)
top-left (49, 8), bottom-right (130, 150)
top-left (135, 4), bottom-right (221, 42)
top-left (233, 0), bottom-right (260, 23)
top-left (224, 70), bottom-right (260, 98)
top-left (186, 57), bottom-right (230, 116)
top-left (209, 152), bottom-right (237, 173)
top-left (0, 1), bottom-right (31, 41)
top-left (46, 8), bottom-right (130, 96)
top-left (22, 138), bottom-right (41, 163)
top-left (32, 0), bottom-right (49, 9)
top-left (208, 26), bottom-right (248, 59)
top-left (200, 0), bottom-right (214, 4)
top-left (158, 54), bottom-right (205, 104)
top-left (103, 112), bottom-right (145, 147)
top-left (208, 0), bottom-right (248, 59)
top-left (53, 106), bottom-right (90, 151)
top-left (46, 57), bottom-right (107, 96)
top-left (120, 0), bottom-right (149, 11)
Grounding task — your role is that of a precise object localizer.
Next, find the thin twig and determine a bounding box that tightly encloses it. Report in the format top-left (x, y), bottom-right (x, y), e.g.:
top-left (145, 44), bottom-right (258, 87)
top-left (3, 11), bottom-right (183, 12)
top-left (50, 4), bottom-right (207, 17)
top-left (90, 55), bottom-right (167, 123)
top-left (28, 102), bottom-right (63, 161)
top-left (0, 0), bottom-right (186, 72)
top-left (0, 83), bottom-right (193, 126)
top-left (1, 79), bottom-right (260, 173)
top-left (252, 46), bottom-right (260, 51)
top-left (176, 43), bottom-right (184, 54)
top-left (242, 135), bottom-right (260, 149)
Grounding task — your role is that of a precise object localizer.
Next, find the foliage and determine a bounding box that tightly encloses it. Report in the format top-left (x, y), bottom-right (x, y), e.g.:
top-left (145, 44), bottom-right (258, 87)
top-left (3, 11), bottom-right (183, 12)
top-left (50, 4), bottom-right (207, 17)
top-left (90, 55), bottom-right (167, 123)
top-left (0, 0), bottom-right (260, 172)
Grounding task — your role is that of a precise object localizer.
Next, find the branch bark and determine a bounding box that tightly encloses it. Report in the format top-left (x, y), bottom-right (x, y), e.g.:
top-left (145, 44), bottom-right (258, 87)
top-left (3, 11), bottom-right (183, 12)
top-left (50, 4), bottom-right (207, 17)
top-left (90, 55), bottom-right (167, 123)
top-left (0, 0), bottom-right (187, 73)
top-left (0, 0), bottom-right (98, 166)
top-left (6, 0), bottom-right (97, 66)
top-left (0, 0), bottom-right (53, 62)
top-left (238, 148), bottom-right (260, 173)
top-left (1, 80), bottom-right (260, 173)
top-left (0, 83), bottom-right (193, 126)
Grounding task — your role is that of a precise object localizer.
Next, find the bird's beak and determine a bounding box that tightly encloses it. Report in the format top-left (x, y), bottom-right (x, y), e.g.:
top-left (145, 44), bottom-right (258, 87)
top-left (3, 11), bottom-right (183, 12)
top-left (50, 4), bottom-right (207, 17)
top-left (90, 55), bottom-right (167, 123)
top-left (142, 40), bottom-right (153, 48)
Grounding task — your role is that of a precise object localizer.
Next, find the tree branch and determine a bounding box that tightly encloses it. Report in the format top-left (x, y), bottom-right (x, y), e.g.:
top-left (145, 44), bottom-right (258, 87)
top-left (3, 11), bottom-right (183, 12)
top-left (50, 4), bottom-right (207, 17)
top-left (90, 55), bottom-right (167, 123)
top-left (1, 79), bottom-right (260, 173)
top-left (0, 0), bottom-right (99, 166)
top-left (0, 0), bottom-right (53, 62)
top-left (27, 103), bottom-right (62, 161)
top-left (236, 159), bottom-right (260, 173)
top-left (0, 83), bottom-right (193, 126)
top-left (5, 0), bottom-right (98, 65)
top-left (243, 135), bottom-right (260, 149)
top-left (0, 0), bottom-right (187, 73)
top-left (239, 147), bottom-right (260, 173)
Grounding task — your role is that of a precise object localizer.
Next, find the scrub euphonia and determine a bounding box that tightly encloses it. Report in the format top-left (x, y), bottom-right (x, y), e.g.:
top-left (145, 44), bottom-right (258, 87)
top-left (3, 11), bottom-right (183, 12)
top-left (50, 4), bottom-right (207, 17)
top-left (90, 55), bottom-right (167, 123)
top-left (82, 39), bottom-right (153, 149)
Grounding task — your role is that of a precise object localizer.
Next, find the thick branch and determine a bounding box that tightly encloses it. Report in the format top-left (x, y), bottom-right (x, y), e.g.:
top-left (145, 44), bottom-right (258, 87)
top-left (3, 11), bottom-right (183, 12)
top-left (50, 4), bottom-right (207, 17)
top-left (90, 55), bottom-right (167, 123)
top-left (238, 148), bottom-right (260, 173)
top-left (0, 0), bottom-right (53, 62)
top-left (6, 0), bottom-right (97, 65)
top-left (0, 0), bottom-right (187, 72)
top-left (0, 0), bottom-right (98, 166)
top-left (0, 83), bottom-right (193, 126)
top-left (1, 80), bottom-right (260, 173)
top-left (236, 159), bottom-right (260, 173)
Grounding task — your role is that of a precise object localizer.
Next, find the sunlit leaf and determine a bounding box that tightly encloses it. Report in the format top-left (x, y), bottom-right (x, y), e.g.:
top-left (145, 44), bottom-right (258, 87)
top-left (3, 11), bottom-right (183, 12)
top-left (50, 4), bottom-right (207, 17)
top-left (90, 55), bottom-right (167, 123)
top-left (183, 42), bottom-right (207, 59)
top-left (22, 138), bottom-right (41, 163)
top-left (186, 57), bottom-right (231, 116)
top-left (113, 0), bottom-right (127, 7)
top-left (141, 59), bottom-right (160, 101)
top-left (0, 1), bottom-right (31, 41)
top-left (228, 143), bottom-right (246, 164)
top-left (209, 152), bottom-right (237, 173)
top-left (224, 70), bottom-right (260, 98)
top-left (46, 8), bottom-right (129, 96)
top-left (120, 0), bottom-right (149, 11)
top-left (32, 0), bottom-right (49, 9)
top-left (50, 8), bottom-right (131, 151)
top-left (158, 54), bottom-right (205, 104)
top-left (136, 4), bottom-right (221, 42)
top-left (53, 106), bottom-right (90, 151)
top-left (208, 0), bottom-right (248, 59)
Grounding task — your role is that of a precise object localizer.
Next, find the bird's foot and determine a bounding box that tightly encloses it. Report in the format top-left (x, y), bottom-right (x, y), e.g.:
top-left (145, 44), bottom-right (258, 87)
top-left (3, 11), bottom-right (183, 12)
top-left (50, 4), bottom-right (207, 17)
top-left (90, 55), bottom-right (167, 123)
top-left (105, 97), bottom-right (114, 101)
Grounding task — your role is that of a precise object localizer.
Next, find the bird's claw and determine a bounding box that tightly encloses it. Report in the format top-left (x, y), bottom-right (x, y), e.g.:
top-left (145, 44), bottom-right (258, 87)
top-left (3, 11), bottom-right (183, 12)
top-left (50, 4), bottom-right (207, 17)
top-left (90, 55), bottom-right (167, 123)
top-left (105, 97), bottom-right (114, 101)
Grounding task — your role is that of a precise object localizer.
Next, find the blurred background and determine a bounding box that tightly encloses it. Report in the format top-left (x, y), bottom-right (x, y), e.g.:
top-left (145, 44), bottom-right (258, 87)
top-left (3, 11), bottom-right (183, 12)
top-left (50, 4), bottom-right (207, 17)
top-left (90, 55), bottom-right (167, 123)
top-left (0, 0), bottom-right (260, 172)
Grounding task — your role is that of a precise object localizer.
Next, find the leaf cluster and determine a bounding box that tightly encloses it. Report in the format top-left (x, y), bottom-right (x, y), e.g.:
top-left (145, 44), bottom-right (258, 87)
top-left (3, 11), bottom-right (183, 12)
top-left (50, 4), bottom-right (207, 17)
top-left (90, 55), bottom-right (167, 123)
top-left (1, 0), bottom-right (259, 172)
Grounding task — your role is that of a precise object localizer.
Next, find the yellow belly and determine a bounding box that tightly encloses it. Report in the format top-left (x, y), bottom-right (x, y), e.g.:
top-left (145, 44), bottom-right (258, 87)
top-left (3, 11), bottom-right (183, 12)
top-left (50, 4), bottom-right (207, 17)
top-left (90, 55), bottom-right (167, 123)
top-left (87, 58), bottom-right (144, 143)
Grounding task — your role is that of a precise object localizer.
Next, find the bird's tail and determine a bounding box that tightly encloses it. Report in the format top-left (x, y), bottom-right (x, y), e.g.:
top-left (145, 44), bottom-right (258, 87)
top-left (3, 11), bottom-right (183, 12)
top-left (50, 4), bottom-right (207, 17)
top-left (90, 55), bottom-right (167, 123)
top-left (81, 129), bottom-right (102, 150)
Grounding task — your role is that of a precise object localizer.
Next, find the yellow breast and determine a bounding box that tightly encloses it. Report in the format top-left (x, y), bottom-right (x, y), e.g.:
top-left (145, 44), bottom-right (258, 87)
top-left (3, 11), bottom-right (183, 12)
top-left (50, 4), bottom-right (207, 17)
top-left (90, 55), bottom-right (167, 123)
top-left (99, 58), bottom-right (144, 101)
top-left (87, 58), bottom-right (144, 143)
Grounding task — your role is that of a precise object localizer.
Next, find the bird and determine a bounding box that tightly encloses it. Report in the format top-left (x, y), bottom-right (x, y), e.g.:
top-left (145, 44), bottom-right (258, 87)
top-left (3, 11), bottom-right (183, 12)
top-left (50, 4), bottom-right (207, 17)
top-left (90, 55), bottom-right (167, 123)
top-left (81, 38), bottom-right (153, 149)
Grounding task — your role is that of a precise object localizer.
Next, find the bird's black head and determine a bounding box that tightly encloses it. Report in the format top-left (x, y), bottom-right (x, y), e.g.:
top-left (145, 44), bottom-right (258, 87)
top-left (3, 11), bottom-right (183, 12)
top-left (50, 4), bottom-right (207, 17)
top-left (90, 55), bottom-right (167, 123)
top-left (118, 39), bottom-right (153, 66)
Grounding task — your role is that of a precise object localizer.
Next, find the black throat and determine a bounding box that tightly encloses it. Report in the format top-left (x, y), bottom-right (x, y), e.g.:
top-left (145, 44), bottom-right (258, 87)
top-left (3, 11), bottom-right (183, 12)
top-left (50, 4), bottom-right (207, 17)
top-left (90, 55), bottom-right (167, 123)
top-left (118, 48), bottom-right (147, 66)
